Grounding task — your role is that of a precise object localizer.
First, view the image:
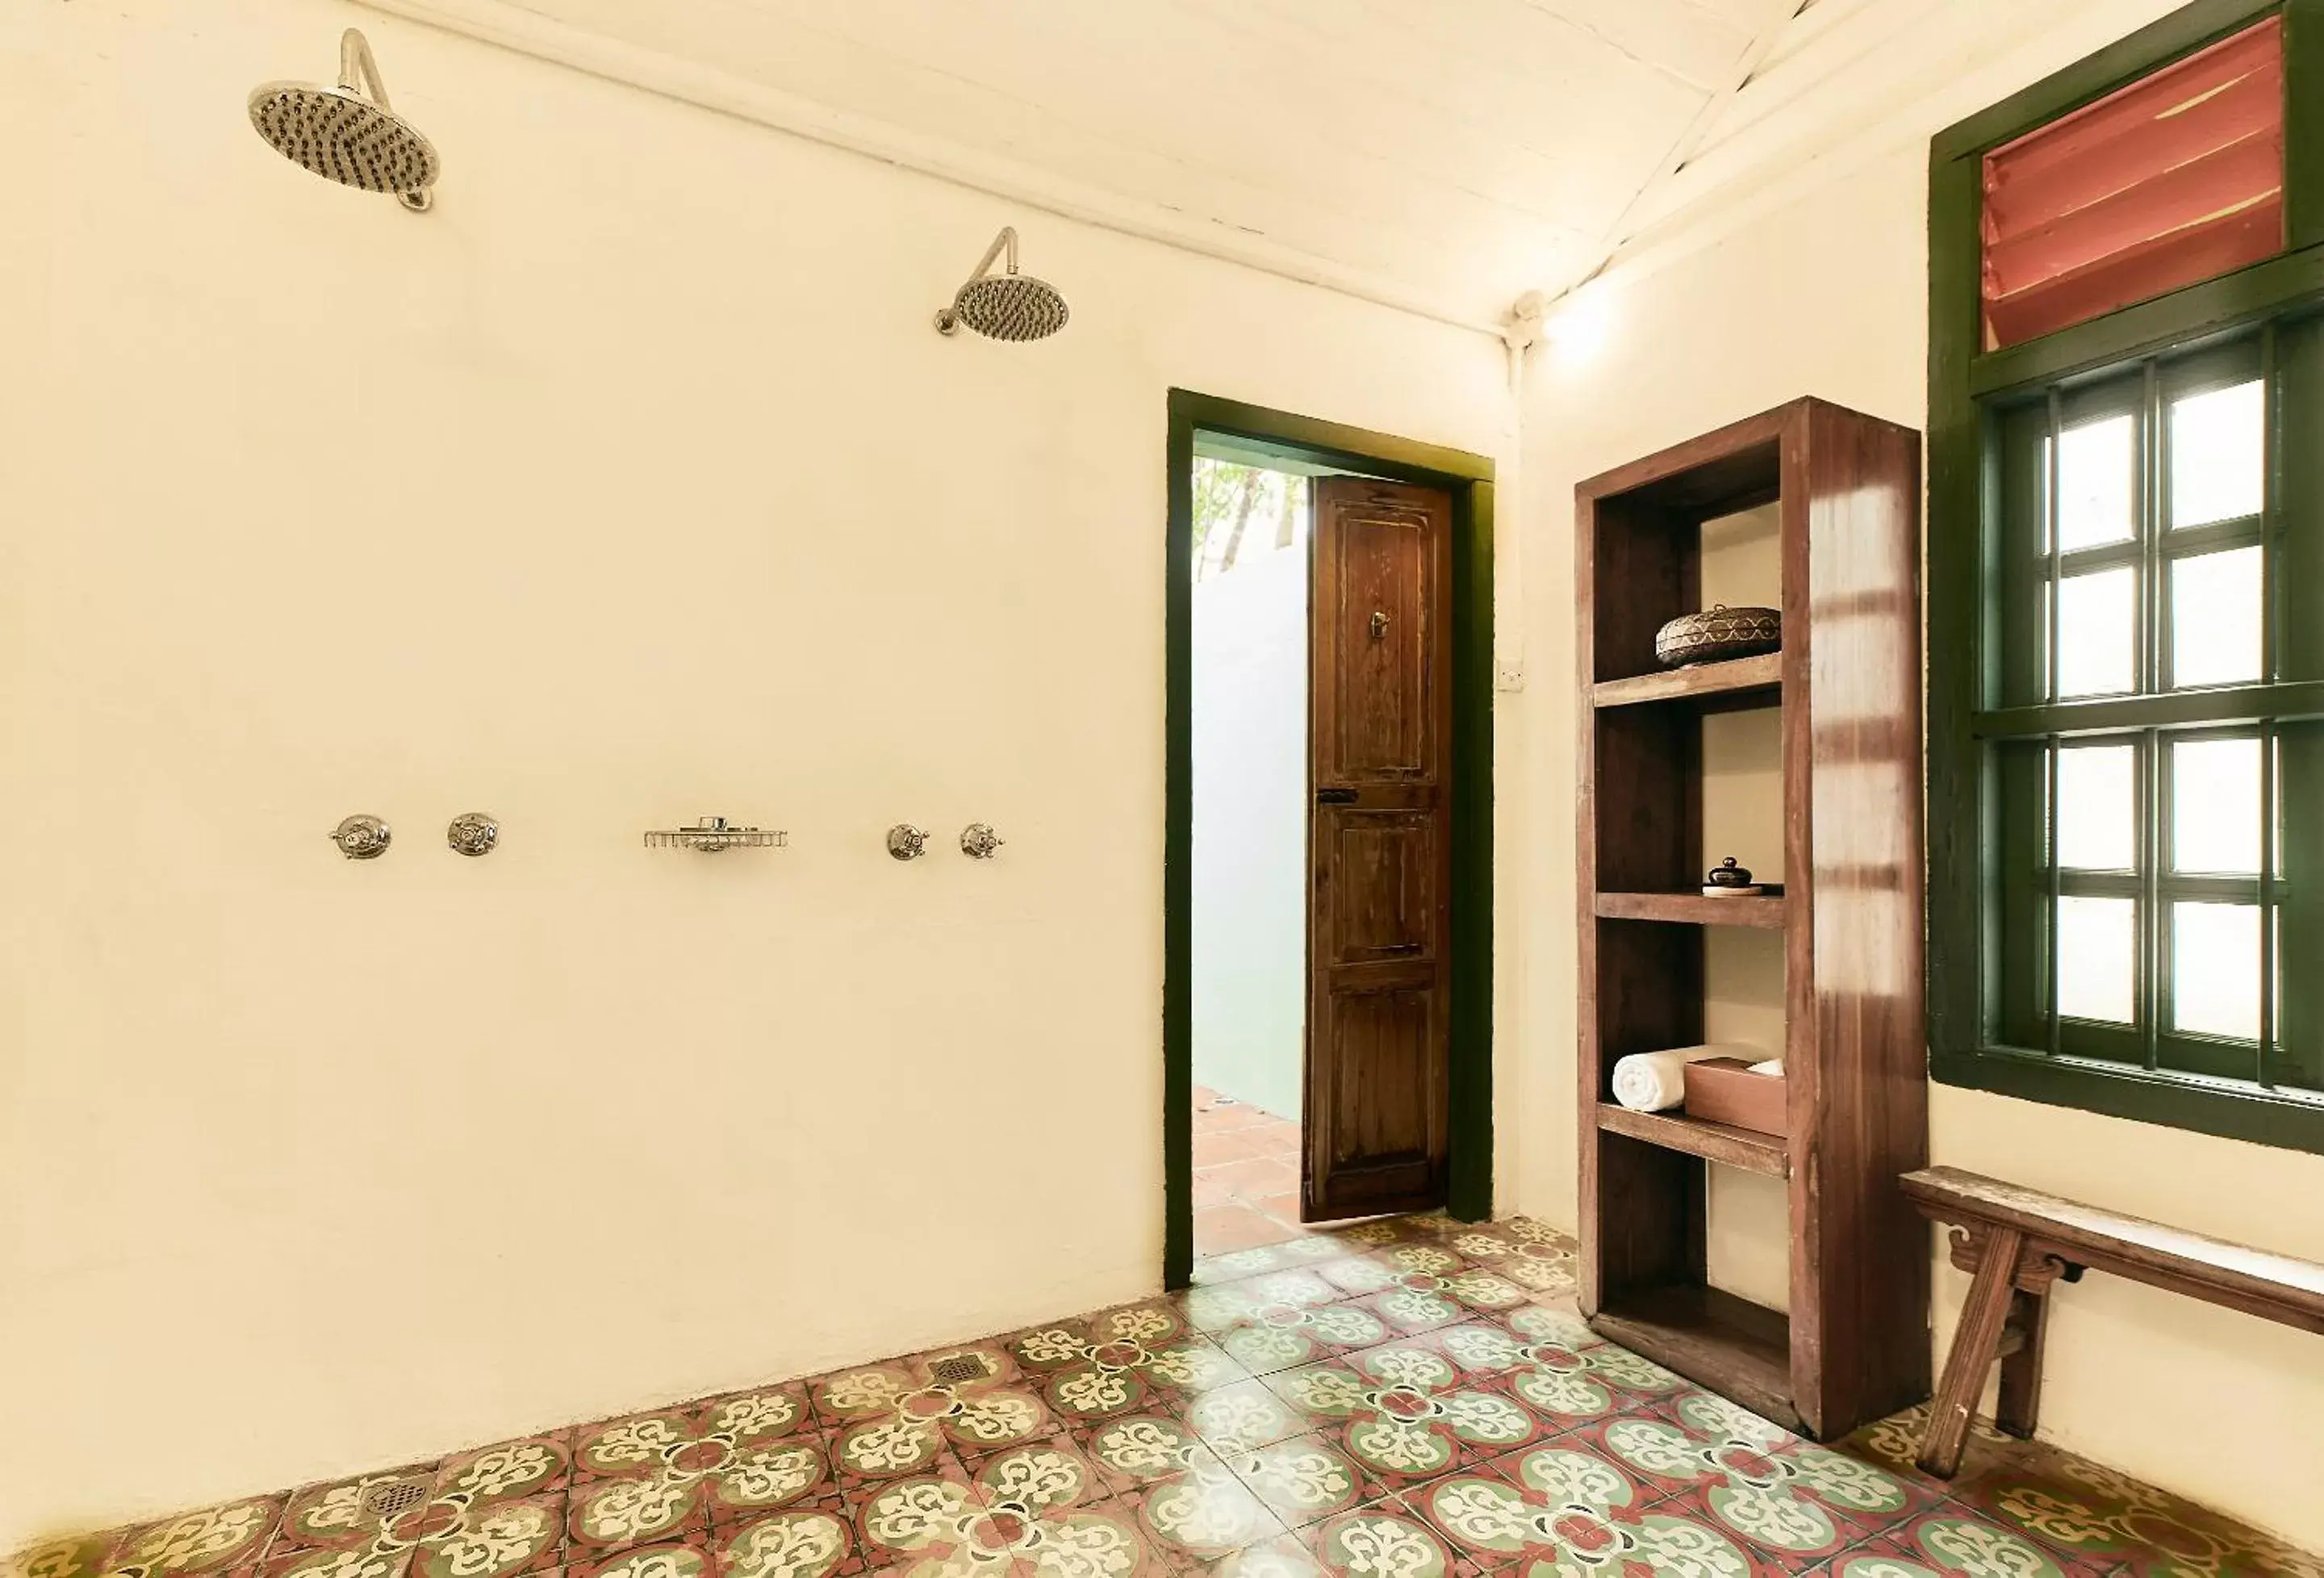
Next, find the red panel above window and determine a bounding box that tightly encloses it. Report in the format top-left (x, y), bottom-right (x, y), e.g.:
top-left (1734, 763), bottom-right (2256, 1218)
top-left (1982, 17), bottom-right (2284, 350)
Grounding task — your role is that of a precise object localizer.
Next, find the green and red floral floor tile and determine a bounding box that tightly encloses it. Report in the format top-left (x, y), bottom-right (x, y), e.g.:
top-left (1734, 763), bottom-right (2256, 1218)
top-left (713, 1507), bottom-right (872, 1578)
top-left (1426, 1225), bottom-right (1581, 1300)
top-left (1208, 1533), bottom-right (1326, 1578)
top-left (110, 1504), bottom-right (284, 1578)
top-left (1207, 1302), bottom-right (1399, 1379)
top-left (566, 1535), bottom-right (713, 1578)
top-left (1103, 1469), bottom-right (1288, 1565)
top-left (806, 1350), bottom-right (1051, 1495)
top-left (569, 1392), bottom-right (830, 1553)
top-left (1549, 1387), bottom-right (1940, 1568)
top-left (1299, 1503), bottom-right (1483, 1578)
top-left (1404, 1443), bottom-right (1753, 1575)
top-left (1933, 1441), bottom-right (2324, 1577)
top-left (852, 1455), bottom-right (1173, 1578)
top-left (10, 1212), bottom-right (2320, 1578)
top-left (254, 1434), bottom-right (577, 1578)
top-left (1816, 1510), bottom-right (2120, 1578)
top-left (1218, 1434), bottom-right (1392, 1531)
top-left (1058, 1415), bottom-right (1210, 1488)
top-left (1335, 1287), bottom-right (1478, 1341)
top-left (1253, 1352), bottom-right (1552, 1489)
top-left (1182, 1379), bottom-right (1327, 1459)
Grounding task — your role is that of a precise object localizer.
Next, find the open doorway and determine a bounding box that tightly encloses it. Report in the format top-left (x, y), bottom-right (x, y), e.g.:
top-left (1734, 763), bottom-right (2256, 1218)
top-left (1189, 453), bottom-right (1313, 1254)
top-left (1165, 391), bottom-right (1497, 1287)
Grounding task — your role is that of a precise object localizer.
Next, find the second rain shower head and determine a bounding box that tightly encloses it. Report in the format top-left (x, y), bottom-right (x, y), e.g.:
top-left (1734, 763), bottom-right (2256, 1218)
top-left (935, 228), bottom-right (1069, 342)
top-left (249, 29), bottom-right (439, 213)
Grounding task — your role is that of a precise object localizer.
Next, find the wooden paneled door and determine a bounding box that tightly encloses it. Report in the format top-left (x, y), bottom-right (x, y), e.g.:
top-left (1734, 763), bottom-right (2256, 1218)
top-left (1303, 478), bottom-right (1453, 1220)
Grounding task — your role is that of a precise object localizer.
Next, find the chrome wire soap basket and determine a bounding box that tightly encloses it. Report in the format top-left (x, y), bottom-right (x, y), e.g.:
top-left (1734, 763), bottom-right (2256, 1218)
top-left (644, 817), bottom-right (788, 854)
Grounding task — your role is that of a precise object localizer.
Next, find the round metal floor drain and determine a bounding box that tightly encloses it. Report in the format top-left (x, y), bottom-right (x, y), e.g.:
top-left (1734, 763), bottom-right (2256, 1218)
top-left (362, 1480), bottom-right (427, 1521)
top-left (928, 1354), bottom-right (989, 1385)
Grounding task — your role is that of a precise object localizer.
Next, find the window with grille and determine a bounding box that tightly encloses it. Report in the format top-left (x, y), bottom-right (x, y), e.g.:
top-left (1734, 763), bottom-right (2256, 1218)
top-left (1984, 329), bottom-right (2320, 1091)
top-left (1929, 0), bottom-right (2324, 1153)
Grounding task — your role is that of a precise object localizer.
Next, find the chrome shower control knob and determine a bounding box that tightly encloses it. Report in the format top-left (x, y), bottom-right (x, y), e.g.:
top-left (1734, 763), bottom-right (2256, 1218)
top-left (960, 823), bottom-right (1005, 860)
top-left (887, 824), bottom-right (930, 861)
top-left (446, 812), bottom-right (499, 857)
top-left (330, 814), bottom-right (392, 860)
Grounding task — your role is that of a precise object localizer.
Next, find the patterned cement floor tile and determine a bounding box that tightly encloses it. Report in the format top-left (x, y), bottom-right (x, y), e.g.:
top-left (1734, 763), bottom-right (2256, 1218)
top-left (440, 1438), bottom-right (579, 1505)
top-left (1210, 1302), bottom-right (1398, 1379)
top-left (1104, 1468), bottom-right (1289, 1565)
top-left (1298, 1502), bottom-right (1491, 1578)
top-left (854, 1467), bottom-right (1168, 1578)
top-left (570, 1399), bottom-right (831, 1553)
top-left (13, 1215), bottom-right (2317, 1578)
top-left (713, 1509), bottom-right (867, 1578)
top-left (1423, 1227), bottom-right (1580, 1300)
top-left (1217, 1435), bottom-right (1386, 1531)
top-left (1183, 1379), bottom-right (1326, 1458)
top-left (1206, 1533), bottom-right (1327, 1578)
top-left (1258, 1355), bottom-right (1551, 1488)
top-left (1403, 1444), bottom-right (1777, 1576)
top-left (1936, 1442), bottom-right (2324, 1578)
top-left (1068, 1415), bottom-right (1219, 1492)
top-left (1331, 1289), bottom-right (1472, 1341)
top-left (113, 1501), bottom-right (285, 1578)
top-left (1820, 1509), bottom-right (2117, 1578)
top-left (273, 1467), bottom-right (442, 1556)
top-left (1560, 1388), bottom-right (1935, 1562)
top-left (566, 1539), bottom-right (713, 1578)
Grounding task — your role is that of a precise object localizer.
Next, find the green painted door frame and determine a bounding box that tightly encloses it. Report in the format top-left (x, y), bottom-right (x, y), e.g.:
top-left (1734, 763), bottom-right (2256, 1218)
top-left (1165, 389), bottom-right (1496, 1290)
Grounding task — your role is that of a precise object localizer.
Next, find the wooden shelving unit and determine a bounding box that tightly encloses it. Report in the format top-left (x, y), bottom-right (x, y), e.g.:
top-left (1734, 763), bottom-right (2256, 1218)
top-left (1576, 397), bottom-right (1929, 1442)
top-left (1593, 892), bottom-right (1788, 928)
top-left (1590, 652), bottom-right (1782, 710)
top-left (1595, 1103), bottom-right (1790, 1178)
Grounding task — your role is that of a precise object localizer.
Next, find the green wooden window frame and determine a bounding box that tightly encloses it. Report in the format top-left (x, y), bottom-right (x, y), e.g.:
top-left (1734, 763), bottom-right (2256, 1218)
top-left (1929, 0), bottom-right (2324, 1153)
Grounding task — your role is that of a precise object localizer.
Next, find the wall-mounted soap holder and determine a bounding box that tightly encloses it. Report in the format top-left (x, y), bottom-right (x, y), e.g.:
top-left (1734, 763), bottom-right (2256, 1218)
top-left (644, 817), bottom-right (788, 854)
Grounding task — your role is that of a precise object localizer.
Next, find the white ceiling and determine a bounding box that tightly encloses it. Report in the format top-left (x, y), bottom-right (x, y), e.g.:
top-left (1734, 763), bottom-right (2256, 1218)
top-left (415, 0), bottom-right (1802, 326)
top-left (362, 0), bottom-right (2151, 330)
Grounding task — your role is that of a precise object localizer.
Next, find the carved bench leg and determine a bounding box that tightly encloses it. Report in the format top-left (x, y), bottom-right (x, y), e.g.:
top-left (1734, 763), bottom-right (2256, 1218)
top-left (1995, 1286), bottom-right (2050, 1440)
top-left (1917, 1224), bottom-right (2023, 1478)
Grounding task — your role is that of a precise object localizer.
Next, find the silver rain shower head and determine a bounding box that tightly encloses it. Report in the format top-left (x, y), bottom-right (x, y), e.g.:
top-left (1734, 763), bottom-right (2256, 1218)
top-left (249, 29), bottom-right (439, 213)
top-left (934, 228), bottom-right (1069, 342)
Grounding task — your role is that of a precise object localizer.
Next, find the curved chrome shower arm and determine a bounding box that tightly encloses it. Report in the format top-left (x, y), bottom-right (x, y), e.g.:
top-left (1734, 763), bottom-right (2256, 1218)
top-left (966, 226), bottom-right (1020, 283)
top-left (337, 28), bottom-right (395, 112)
top-left (337, 27), bottom-right (431, 212)
top-left (935, 227), bottom-right (1021, 334)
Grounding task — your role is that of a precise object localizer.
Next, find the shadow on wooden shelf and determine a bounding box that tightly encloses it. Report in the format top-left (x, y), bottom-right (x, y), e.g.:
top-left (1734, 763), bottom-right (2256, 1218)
top-left (1594, 891), bottom-right (1787, 928)
top-left (1591, 653), bottom-right (1782, 710)
top-left (1596, 1103), bottom-right (1789, 1177)
top-left (1593, 1283), bottom-right (1796, 1430)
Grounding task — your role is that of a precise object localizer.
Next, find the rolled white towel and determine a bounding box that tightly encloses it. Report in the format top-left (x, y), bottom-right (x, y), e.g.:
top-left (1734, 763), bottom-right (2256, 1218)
top-left (1611, 1043), bottom-right (1766, 1112)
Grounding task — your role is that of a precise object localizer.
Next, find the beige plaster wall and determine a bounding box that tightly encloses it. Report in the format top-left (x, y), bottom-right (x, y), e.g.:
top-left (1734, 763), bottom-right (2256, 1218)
top-left (0, 0), bottom-right (1522, 1544)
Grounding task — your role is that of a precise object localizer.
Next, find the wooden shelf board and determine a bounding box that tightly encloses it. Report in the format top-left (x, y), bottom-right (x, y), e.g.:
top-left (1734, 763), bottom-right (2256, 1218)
top-left (1594, 891), bottom-right (1789, 928)
top-left (1592, 654), bottom-right (1783, 710)
top-left (1597, 1103), bottom-right (1790, 1178)
top-left (1591, 1283), bottom-right (1797, 1429)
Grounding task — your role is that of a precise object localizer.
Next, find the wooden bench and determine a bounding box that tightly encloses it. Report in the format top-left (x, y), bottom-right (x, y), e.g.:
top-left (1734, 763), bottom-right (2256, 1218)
top-left (1899, 1165), bottom-right (2324, 1477)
